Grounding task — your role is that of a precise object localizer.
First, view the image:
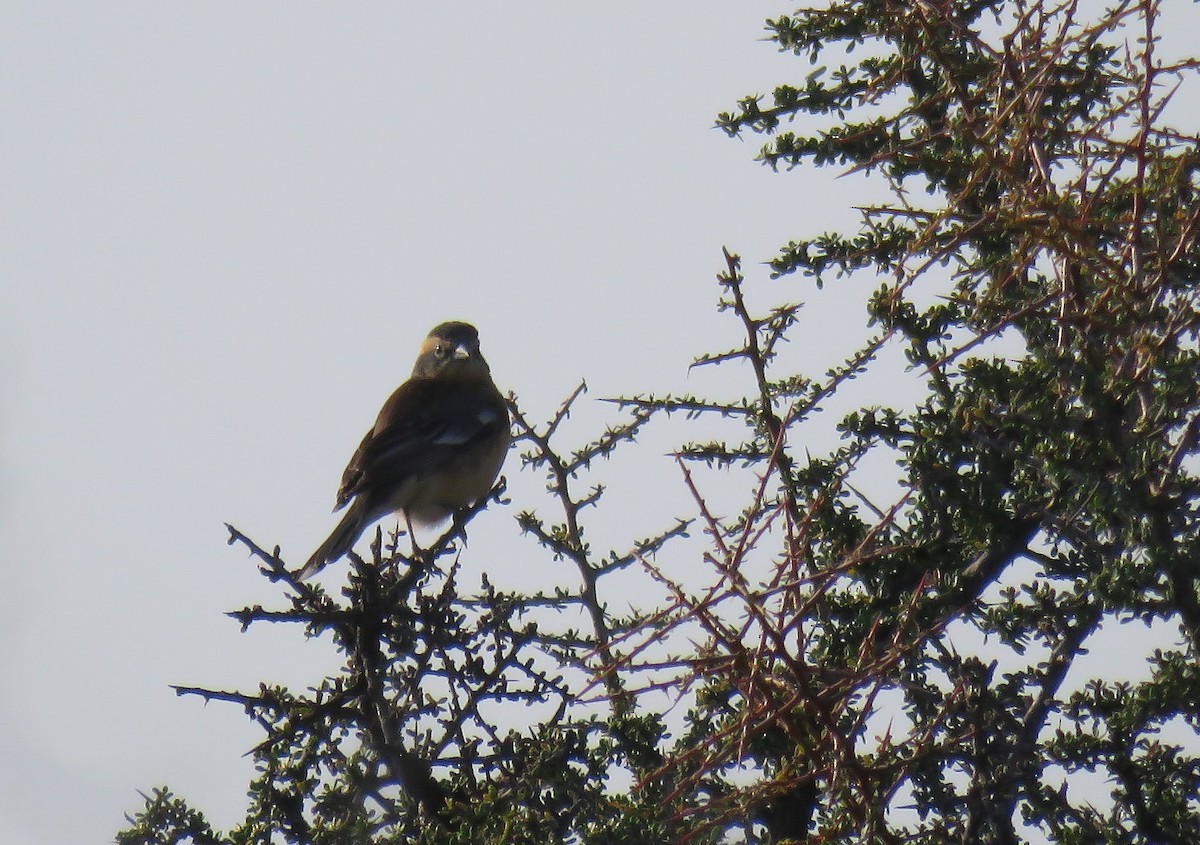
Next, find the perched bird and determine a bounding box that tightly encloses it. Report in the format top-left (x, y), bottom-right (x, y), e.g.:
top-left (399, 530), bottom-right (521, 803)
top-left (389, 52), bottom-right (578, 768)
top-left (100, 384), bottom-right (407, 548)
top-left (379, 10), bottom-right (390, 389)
top-left (297, 321), bottom-right (510, 579)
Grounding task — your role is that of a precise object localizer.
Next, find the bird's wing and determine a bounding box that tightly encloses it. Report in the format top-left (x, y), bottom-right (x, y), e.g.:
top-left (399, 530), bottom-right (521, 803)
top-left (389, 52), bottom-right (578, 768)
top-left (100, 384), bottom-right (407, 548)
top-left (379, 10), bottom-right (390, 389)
top-left (334, 427), bottom-right (376, 511)
top-left (334, 378), bottom-right (507, 508)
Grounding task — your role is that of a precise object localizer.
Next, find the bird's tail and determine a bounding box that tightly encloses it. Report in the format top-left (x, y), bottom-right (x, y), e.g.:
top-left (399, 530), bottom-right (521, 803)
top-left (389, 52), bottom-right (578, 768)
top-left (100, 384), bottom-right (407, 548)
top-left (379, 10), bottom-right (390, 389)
top-left (297, 499), bottom-right (369, 580)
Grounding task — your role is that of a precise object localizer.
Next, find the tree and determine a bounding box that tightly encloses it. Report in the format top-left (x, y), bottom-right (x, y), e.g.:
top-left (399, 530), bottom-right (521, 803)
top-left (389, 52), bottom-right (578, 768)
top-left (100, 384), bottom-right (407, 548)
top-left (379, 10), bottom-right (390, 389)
top-left (119, 2), bottom-right (1200, 842)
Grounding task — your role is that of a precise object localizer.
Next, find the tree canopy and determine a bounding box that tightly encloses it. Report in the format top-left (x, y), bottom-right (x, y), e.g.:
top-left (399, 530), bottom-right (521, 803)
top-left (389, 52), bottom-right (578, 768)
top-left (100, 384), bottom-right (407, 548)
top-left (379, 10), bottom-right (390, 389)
top-left (120, 2), bottom-right (1200, 843)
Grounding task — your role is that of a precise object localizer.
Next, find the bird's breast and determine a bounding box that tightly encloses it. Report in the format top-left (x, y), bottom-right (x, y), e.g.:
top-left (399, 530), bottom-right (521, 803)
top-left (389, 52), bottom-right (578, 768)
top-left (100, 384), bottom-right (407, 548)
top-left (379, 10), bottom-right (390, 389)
top-left (392, 430), bottom-right (510, 527)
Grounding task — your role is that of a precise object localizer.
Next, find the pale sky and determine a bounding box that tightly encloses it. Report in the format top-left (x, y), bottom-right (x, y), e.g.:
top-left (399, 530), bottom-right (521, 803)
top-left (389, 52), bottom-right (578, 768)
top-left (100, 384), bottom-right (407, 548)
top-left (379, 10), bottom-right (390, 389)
top-left (4, 4), bottom-right (1198, 845)
top-left (1, 5), bottom-right (842, 842)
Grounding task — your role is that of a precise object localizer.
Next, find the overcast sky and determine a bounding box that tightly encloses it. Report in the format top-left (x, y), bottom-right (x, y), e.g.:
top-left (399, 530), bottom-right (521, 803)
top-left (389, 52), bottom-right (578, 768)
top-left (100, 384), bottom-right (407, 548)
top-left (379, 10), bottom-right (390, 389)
top-left (1, 5), bottom-right (829, 842)
top-left (4, 4), bottom-right (1199, 844)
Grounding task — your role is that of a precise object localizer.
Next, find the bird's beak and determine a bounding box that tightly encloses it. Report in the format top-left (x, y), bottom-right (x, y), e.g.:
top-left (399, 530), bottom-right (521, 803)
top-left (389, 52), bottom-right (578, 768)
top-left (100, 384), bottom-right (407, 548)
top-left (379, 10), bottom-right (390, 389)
top-left (452, 344), bottom-right (471, 360)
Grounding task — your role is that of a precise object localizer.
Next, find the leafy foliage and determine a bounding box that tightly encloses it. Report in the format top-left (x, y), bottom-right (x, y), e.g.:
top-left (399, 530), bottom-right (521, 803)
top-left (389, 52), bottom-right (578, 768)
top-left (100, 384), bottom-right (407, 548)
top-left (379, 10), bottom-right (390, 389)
top-left (120, 2), bottom-right (1200, 843)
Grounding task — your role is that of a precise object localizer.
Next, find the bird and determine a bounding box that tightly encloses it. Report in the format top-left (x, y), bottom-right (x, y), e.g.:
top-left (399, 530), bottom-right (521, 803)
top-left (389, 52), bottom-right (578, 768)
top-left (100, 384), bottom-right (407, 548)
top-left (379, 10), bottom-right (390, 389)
top-left (297, 321), bottom-right (510, 580)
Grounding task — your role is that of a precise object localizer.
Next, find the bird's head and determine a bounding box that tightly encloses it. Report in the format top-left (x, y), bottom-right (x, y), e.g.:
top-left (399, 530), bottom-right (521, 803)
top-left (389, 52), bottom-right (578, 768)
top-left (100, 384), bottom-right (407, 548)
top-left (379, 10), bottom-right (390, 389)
top-left (412, 321), bottom-right (492, 381)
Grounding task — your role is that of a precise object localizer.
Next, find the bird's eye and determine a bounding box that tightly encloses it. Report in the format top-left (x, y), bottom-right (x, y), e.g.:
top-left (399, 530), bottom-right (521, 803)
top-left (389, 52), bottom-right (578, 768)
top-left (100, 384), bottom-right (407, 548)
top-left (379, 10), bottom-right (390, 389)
top-left (433, 344), bottom-right (447, 359)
